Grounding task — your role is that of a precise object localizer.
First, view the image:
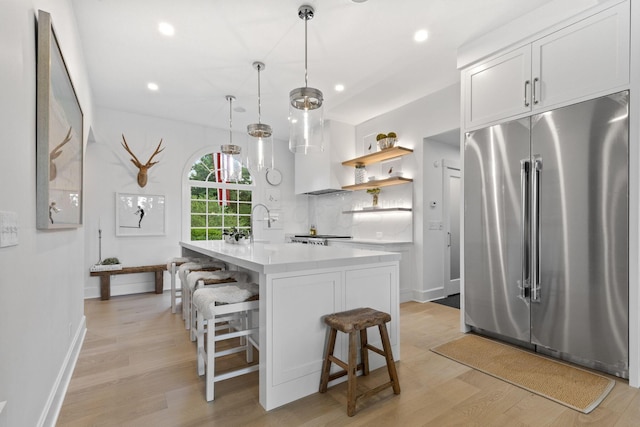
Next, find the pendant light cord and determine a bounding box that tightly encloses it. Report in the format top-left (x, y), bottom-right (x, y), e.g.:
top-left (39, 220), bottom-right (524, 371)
top-left (304, 13), bottom-right (308, 88)
top-left (228, 96), bottom-right (233, 144)
top-left (257, 64), bottom-right (262, 124)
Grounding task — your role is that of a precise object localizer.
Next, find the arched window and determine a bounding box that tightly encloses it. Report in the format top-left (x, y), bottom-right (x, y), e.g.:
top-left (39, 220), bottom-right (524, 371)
top-left (186, 152), bottom-right (253, 241)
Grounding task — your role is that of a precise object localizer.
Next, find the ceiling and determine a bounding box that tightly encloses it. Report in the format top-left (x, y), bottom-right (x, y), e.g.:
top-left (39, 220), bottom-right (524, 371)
top-left (70, 0), bottom-right (559, 141)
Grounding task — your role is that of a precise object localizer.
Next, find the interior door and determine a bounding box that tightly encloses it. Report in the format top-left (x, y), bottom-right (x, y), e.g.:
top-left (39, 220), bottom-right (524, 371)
top-left (443, 161), bottom-right (460, 296)
top-left (464, 118), bottom-right (531, 342)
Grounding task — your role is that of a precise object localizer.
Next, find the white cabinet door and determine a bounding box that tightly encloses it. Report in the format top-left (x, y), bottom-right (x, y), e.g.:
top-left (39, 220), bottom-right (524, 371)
top-left (531, 2), bottom-right (629, 110)
top-left (270, 271), bottom-right (342, 386)
top-left (464, 45), bottom-right (532, 129)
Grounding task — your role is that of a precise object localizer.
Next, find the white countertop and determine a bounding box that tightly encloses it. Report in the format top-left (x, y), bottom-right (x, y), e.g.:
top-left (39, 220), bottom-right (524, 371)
top-left (180, 241), bottom-right (401, 274)
top-left (329, 238), bottom-right (413, 246)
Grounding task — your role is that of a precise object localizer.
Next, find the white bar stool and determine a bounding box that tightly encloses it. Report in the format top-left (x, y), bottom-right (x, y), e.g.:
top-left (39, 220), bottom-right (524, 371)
top-left (178, 260), bottom-right (226, 327)
top-left (193, 282), bottom-right (260, 401)
top-left (186, 270), bottom-right (250, 341)
top-left (166, 257), bottom-right (194, 314)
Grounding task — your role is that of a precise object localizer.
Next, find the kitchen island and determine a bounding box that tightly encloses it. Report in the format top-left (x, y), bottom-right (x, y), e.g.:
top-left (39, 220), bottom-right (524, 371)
top-left (180, 240), bottom-right (401, 411)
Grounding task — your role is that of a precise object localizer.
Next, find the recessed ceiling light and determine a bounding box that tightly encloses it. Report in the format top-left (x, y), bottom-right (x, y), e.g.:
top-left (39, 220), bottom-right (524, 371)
top-left (414, 29), bottom-right (429, 42)
top-left (335, 84), bottom-right (345, 92)
top-left (158, 22), bottom-right (175, 36)
top-left (147, 82), bottom-right (159, 91)
top-left (351, 0), bottom-right (368, 3)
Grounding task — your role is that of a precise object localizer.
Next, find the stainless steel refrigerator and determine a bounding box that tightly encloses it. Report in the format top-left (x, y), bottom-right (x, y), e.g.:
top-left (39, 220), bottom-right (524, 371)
top-left (464, 91), bottom-right (629, 378)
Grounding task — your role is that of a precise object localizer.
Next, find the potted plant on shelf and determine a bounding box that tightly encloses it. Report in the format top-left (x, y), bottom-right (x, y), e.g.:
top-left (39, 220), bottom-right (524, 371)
top-left (366, 187), bottom-right (381, 208)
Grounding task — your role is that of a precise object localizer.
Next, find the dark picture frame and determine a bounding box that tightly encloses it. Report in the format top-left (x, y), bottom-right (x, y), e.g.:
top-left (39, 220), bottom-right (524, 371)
top-left (36, 10), bottom-right (84, 229)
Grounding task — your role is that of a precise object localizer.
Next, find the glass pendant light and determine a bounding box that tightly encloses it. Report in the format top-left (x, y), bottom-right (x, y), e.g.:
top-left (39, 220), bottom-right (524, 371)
top-left (220, 95), bottom-right (242, 182)
top-left (289, 5), bottom-right (324, 154)
top-left (246, 61), bottom-right (274, 174)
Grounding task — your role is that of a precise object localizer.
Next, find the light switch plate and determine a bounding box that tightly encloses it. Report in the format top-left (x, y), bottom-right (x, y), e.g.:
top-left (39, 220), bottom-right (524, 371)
top-left (0, 211), bottom-right (18, 247)
top-left (428, 221), bottom-right (442, 231)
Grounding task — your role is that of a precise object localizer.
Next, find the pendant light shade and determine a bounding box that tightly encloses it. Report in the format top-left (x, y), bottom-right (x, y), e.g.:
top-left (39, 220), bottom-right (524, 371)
top-left (220, 95), bottom-right (242, 182)
top-left (289, 5), bottom-right (324, 154)
top-left (246, 62), bottom-right (274, 174)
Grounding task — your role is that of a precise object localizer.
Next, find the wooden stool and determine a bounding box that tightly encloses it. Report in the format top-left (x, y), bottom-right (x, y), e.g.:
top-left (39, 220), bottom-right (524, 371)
top-left (319, 307), bottom-right (400, 416)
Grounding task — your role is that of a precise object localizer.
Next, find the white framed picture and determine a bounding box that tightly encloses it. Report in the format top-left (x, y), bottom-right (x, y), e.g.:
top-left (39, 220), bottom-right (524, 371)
top-left (115, 193), bottom-right (166, 236)
top-left (265, 188), bottom-right (281, 209)
top-left (381, 158), bottom-right (403, 178)
top-left (363, 133), bottom-right (378, 155)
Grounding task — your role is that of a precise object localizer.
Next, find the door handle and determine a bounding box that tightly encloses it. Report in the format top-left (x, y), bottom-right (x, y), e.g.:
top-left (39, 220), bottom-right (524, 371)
top-left (533, 77), bottom-right (539, 105)
top-left (531, 156), bottom-right (542, 302)
top-left (524, 80), bottom-right (530, 107)
top-left (447, 232), bottom-right (451, 248)
top-left (520, 159), bottom-right (530, 299)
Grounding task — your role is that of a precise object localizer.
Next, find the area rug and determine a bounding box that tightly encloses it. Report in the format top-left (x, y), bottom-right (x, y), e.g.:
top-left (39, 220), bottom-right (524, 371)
top-left (432, 293), bottom-right (460, 309)
top-left (431, 334), bottom-right (615, 414)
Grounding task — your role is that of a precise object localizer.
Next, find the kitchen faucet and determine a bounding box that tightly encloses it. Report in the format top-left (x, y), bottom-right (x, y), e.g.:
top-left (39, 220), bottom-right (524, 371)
top-left (250, 203), bottom-right (272, 243)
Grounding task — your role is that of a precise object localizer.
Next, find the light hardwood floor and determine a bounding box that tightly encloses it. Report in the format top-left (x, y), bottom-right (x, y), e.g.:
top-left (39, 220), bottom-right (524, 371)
top-left (57, 294), bottom-right (640, 426)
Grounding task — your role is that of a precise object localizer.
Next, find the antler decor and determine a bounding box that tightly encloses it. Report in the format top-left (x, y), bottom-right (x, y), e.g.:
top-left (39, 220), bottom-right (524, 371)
top-left (49, 127), bottom-right (72, 181)
top-left (121, 134), bottom-right (165, 187)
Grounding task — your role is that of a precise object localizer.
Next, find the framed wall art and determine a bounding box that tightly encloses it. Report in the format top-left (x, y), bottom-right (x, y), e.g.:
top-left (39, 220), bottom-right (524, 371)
top-left (36, 10), bottom-right (84, 229)
top-left (116, 193), bottom-right (166, 236)
top-left (362, 133), bottom-right (378, 155)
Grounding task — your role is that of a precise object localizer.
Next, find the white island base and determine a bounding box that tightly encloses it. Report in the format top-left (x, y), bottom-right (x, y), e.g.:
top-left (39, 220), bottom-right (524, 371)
top-left (180, 241), bottom-right (400, 411)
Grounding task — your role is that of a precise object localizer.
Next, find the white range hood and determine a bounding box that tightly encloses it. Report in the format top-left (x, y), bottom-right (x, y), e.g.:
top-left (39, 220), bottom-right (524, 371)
top-left (294, 120), bottom-right (355, 195)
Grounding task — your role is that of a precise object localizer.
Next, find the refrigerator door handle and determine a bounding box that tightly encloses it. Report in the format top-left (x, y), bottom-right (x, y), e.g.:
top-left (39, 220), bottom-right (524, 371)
top-left (531, 156), bottom-right (543, 302)
top-left (520, 159), bottom-right (530, 298)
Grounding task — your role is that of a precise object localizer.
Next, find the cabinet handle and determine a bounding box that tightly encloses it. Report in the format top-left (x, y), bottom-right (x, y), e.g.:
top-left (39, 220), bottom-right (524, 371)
top-left (524, 80), bottom-right (530, 107)
top-left (533, 77), bottom-right (539, 105)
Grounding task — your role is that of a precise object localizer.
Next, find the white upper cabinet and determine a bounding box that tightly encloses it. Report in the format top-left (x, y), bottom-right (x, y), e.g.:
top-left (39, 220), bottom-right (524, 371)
top-left (464, 46), bottom-right (532, 129)
top-left (531, 3), bottom-right (629, 110)
top-left (463, 1), bottom-right (629, 129)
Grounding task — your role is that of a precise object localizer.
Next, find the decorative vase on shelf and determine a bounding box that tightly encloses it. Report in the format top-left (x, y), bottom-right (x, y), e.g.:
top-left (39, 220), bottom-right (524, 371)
top-left (354, 164), bottom-right (366, 184)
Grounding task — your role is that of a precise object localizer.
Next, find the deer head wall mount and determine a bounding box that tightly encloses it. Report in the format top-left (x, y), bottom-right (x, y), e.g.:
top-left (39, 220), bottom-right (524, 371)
top-left (49, 127), bottom-right (72, 181)
top-left (121, 134), bottom-right (165, 187)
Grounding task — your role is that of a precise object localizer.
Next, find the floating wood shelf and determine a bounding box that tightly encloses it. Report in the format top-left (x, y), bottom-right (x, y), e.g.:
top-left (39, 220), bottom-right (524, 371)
top-left (342, 176), bottom-right (413, 191)
top-left (342, 207), bottom-right (412, 214)
top-left (342, 146), bottom-right (413, 167)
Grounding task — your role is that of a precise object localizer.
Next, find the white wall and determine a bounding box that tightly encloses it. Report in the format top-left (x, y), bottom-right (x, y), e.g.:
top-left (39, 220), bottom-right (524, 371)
top-left (84, 107), bottom-right (306, 298)
top-left (0, 1), bottom-right (93, 426)
top-left (354, 83), bottom-right (461, 302)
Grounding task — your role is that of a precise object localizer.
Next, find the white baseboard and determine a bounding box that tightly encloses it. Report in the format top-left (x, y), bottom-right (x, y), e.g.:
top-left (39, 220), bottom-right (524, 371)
top-left (411, 287), bottom-right (445, 303)
top-left (38, 316), bottom-right (86, 427)
top-left (399, 288), bottom-right (413, 303)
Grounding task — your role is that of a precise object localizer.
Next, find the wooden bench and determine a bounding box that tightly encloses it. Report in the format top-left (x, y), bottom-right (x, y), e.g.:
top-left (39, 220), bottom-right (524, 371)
top-left (90, 264), bottom-right (167, 300)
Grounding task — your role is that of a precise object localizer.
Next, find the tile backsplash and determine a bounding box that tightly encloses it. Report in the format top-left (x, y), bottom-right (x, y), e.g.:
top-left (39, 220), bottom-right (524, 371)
top-left (309, 185), bottom-right (413, 241)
